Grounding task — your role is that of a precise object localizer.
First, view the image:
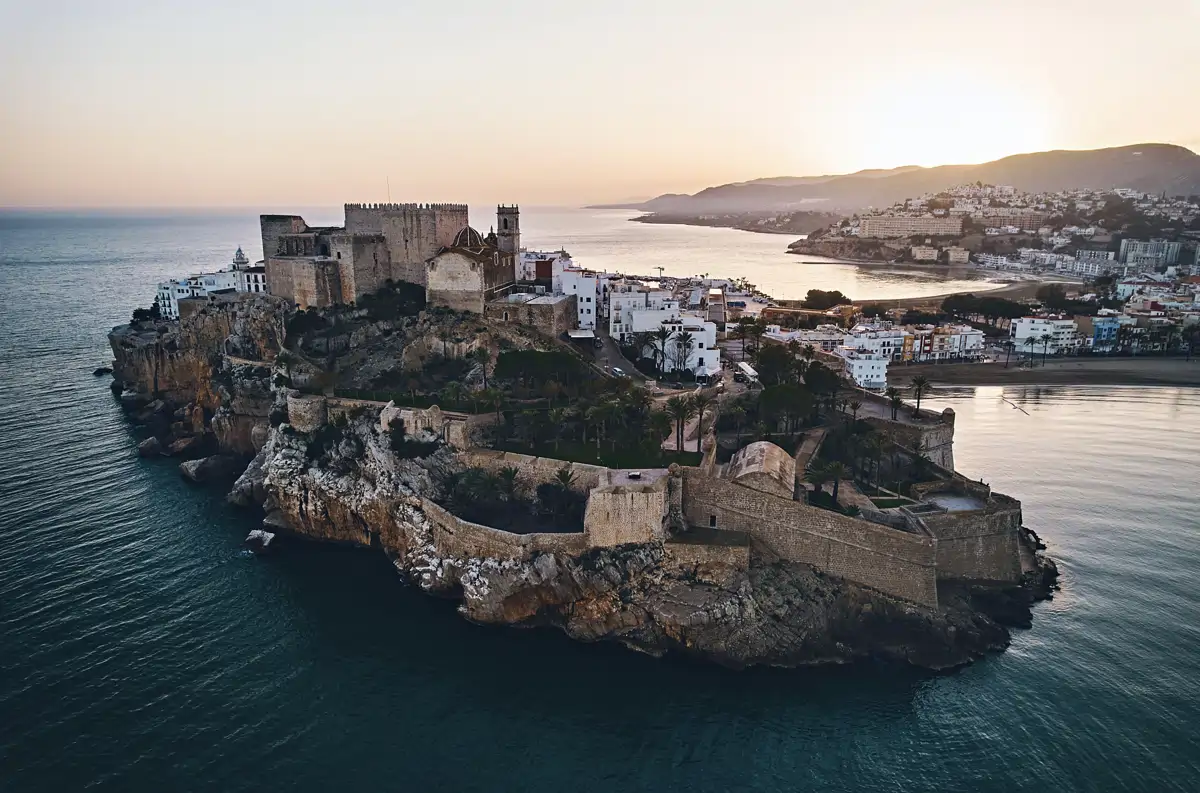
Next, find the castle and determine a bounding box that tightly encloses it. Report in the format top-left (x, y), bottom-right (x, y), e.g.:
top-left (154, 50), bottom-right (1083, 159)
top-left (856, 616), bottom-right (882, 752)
top-left (261, 203), bottom-right (520, 310)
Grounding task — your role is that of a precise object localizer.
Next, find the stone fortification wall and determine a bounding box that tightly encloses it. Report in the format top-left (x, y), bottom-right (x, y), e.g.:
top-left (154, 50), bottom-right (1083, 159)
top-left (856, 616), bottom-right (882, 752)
top-left (267, 257), bottom-right (343, 309)
top-left (260, 214), bottom-right (308, 264)
top-left (421, 498), bottom-right (587, 562)
top-left (912, 491), bottom-right (1023, 582)
top-left (864, 414), bottom-right (955, 470)
top-left (329, 234), bottom-right (390, 303)
top-left (483, 295), bottom-right (577, 338)
top-left (456, 449), bottom-right (607, 491)
top-left (681, 468), bottom-right (938, 606)
top-left (287, 393), bottom-right (328, 433)
top-left (583, 482), bottom-right (669, 547)
top-left (663, 537), bottom-right (750, 583)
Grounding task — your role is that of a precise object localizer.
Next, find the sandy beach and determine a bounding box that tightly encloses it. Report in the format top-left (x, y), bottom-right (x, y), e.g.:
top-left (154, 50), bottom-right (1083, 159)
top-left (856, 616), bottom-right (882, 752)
top-left (887, 357), bottom-right (1200, 388)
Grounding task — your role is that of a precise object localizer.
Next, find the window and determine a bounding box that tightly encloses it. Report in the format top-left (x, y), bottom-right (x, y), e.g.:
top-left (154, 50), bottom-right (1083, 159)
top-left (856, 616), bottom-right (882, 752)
top-left (709, 515), bottom-right (717, 528)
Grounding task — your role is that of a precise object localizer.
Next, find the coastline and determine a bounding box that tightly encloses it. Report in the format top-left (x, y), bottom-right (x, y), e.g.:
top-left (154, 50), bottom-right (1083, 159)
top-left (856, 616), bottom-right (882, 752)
top-left (887, 357), bottom-right (1200, 388)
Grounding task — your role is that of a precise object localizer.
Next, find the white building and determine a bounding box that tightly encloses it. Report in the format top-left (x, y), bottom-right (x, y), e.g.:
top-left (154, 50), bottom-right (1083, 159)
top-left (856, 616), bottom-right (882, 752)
top-left (559, 268), bottom-right (602, 329)
top-left (519, 249), bottom-right (573, 284)
top-left (1011, 317), bottom-right (1078, 355)
top-left (608, 283), bottom-right (675, 339)
top-left (834, 347), bottom-right (888, 390)
top-left (154, 247), bottom-right (263, 319)
top-left (612, 297), bottom-right (721, 379)
top-left (844, 325), bottom-right (911, 361)
top-left (231, 247), bottom-right (267, 294)
top-left (1120, 239), bottom-right (1182, 265)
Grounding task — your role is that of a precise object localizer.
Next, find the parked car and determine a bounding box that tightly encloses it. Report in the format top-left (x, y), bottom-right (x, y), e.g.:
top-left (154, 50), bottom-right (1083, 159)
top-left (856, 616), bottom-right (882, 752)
top-left (611, 367), bottom-right (628, 378)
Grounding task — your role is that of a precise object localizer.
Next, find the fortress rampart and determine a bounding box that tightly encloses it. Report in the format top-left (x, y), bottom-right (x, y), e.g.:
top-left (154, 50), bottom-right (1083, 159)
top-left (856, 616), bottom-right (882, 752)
top-left (681, 467), bottom-right (940, 606)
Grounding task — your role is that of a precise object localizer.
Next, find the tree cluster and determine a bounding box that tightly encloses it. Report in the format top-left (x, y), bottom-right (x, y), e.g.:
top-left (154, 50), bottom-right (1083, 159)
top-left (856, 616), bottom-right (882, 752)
top-left (437, 465), bottom-right (586, 533)
top-left (801, 289), bottom-right (852, 310)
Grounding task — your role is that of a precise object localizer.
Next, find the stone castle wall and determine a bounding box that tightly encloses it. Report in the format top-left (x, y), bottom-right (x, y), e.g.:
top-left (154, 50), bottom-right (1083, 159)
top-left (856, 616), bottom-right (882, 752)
top-left (421, 498), bottom-right (587, 562)
top-left (863, 415), bottom-right (955, 470)
top-left (583, 482), bottom-right (669, 547)
top-left (681, 468), bottom-right (939, 606)
top-left (663, 537), bottom-right (750, 583)
top-left (287, 393), bottom-right (328, 433)
top-left (915, 494), bottom-right (1023, 582)
top-left (456, 449), bottom-right (607, 491)
top-left (267, 257), bottom-right (343, 309)
top-left (482, 295), bottom-right (577, 338)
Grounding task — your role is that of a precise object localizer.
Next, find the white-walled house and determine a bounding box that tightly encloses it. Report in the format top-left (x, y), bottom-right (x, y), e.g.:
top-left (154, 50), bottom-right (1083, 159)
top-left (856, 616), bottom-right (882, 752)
top-left (834, 347), bottom-right (888, 390)
top-left (154, 248), bottom-right (263, 319)
top-left (1010, 317), bottom-right (1078, 355)
top-left (559, 268), bottom-right (602, 329)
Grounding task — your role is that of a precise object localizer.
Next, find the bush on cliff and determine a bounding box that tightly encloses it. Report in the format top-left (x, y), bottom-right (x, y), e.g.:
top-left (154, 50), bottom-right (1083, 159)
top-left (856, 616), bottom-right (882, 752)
top-left (358, 280), bottom-right (426, 322)
top-left (388, 419), bottom-right (441, 459)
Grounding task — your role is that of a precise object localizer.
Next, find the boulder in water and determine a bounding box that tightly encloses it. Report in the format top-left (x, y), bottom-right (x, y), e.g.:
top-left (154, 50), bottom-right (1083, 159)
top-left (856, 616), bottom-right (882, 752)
top-left (245, 529), bottom-right (275, 554)
top-left (93, 366), bottom-right (113, 376)
top-left (166, 435), bottom-right (202, 457)
top-left (137, 436), bottom-right (163, 457)
top-left (179, 454), bottom-right (241, 483)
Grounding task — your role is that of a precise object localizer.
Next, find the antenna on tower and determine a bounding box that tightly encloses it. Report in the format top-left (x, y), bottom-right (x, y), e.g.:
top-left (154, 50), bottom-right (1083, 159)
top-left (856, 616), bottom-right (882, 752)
top-left (654, 266), bottom-right (665, 279)
top-left (386, 176), bottom-right (391, 202)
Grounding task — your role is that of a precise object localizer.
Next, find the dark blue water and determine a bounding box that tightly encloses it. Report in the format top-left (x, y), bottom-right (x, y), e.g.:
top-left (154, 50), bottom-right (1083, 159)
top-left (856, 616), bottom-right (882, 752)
top-left (3, 211), bottom-right (1199, 792)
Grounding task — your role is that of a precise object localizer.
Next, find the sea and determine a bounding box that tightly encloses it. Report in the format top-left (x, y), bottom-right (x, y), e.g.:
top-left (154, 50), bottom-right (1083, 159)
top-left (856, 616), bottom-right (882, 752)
top-left (1, 208), bottom-right (1199, 792)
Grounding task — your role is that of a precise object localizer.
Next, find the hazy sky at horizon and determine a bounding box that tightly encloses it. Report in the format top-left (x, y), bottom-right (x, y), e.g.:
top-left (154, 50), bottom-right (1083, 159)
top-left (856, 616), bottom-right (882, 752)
top-left (2, 0), bottom-right (1198, 208)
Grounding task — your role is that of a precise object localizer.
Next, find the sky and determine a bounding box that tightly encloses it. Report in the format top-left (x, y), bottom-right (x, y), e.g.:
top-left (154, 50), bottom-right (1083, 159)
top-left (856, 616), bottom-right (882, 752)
top-left (2, 0), bottom-right (1198, 208)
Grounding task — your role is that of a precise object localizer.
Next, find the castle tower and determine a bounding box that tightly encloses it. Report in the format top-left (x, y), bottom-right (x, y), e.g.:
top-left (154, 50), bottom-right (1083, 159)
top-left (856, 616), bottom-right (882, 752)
top-left (496, 205), bottom-right (520, 256)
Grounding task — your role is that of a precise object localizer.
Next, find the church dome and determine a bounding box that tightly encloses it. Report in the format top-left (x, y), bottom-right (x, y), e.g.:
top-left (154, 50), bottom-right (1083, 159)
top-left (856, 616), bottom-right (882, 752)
top-left (451, 225), bottom-right (487, 251)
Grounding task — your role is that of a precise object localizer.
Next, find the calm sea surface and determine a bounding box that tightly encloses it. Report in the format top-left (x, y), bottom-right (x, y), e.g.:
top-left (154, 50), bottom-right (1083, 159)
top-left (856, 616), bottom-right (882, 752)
top-left (2, 210), bottom-right (1199, 792)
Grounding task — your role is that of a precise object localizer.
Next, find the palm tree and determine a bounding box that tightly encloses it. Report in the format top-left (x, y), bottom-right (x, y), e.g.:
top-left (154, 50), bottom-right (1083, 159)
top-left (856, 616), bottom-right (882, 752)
top-left (1023, 336), bottom-right (1038, 364)
top-left (496, 466), bottom-right (521, 503)
top-left (1002, 339), bottom-right (1014, 369)
top-left (1040, 332), bottom-right (1053, 366)
top-left (749, 320), bottom-right (768, 356)
top-left (652, 327), bottom-right (673, 374)
top-left (480, 387), bottom-right (504, 426)
top-left (553, 467), bottom-right (577, 492)
top-left (729, 404), bottom-right (746, 448)
top-left (884, 386), bottom-right (902, 420)
top-left (664, 395), bottom-right (696, 453)
top-left (547, 408), bottom-right (566, 451)
top-left (801, 344), bottom-right (816, 363)
top-left (692, 392), bottom-right (714, 452)
top-left (863, 433), bottom-right (886, 493)
top-left (910, 375), bottom-right (931, 414)
top-left (824, 461), bottom-right (852, 504)
top-left (629, 331), bottom-right (654, 364)
top-left (648, 410), bottom-right (674, 448)
top-left (733, 318), bottom-right (753, 361)
top-left (673, 331), bottom-right (695, 376)
top-left (848, 399), bottom-right (862, 423)
top-left (807, 461), bottom-right (830, 496)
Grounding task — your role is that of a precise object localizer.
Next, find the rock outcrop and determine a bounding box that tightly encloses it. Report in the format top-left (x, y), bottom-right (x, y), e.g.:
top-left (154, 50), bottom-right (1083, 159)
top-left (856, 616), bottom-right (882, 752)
top-left (229, 414), bottom-right (1054, 670)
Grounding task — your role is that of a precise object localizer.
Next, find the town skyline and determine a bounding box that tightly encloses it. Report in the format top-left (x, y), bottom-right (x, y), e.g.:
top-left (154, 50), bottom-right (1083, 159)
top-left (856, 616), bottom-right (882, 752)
top-left (2, 1), bottom-right (1199, 208)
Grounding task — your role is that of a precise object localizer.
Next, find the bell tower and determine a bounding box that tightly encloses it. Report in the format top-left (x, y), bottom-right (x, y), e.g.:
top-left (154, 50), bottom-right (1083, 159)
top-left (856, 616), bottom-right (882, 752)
top-left (496, 205), bottom-right (520, 255)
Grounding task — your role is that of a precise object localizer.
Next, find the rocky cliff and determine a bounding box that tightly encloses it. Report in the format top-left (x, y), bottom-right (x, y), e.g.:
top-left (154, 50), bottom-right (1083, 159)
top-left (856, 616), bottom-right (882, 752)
top-left (228, 413), bottom-right (1056, 670)
top-left (108, 294), bottom-right (290, 458)
top-left (108, 296), bottom-right (1057, 670)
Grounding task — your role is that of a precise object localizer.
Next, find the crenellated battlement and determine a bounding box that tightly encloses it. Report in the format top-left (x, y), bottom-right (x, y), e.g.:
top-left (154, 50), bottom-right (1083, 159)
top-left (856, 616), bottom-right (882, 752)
top-left (497, 204), bottom-right (520, 212)
top-left (344, 202), bottom-right (469, 212)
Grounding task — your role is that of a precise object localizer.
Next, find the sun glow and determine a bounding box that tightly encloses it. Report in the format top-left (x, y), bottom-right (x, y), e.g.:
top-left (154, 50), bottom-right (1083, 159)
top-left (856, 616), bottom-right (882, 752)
top-left (832, 73), bottom-right (1054, 170)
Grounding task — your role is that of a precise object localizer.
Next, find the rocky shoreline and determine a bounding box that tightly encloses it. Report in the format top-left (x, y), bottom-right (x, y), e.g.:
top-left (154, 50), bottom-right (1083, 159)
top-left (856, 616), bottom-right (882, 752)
top-left (103, 294), bottom-right (1059, 671)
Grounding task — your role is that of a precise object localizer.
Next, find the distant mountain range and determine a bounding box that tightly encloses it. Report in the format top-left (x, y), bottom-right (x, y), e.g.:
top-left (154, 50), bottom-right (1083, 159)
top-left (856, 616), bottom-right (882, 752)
top-left (593, 144), bottom-right (1200, 214)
